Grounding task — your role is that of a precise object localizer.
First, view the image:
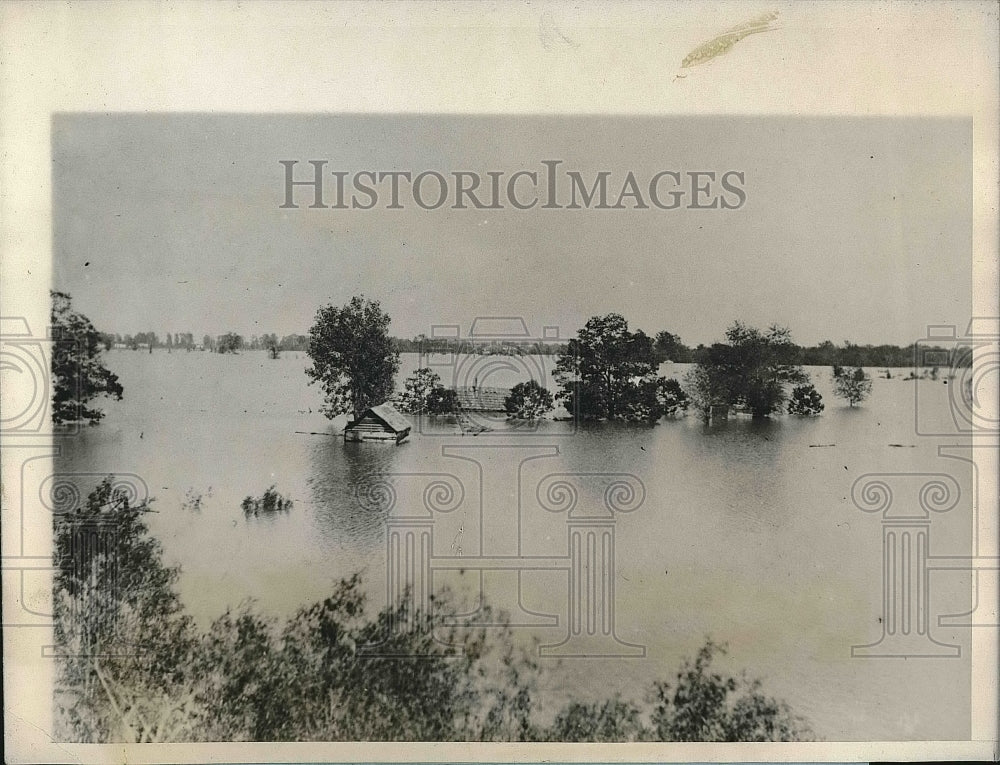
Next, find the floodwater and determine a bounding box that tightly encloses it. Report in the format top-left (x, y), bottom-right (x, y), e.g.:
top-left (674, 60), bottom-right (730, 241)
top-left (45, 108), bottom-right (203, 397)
top-left (54, 350), bottom-right (974, 741)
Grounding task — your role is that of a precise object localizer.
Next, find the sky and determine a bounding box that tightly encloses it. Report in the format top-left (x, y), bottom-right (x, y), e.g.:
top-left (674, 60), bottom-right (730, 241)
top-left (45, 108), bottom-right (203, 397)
top-left (52, 114), bottom-right (972, 347)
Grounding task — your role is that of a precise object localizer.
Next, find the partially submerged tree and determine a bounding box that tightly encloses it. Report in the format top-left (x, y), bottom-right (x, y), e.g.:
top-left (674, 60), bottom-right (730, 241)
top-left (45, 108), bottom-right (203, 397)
top-left (833, 366), bottom-right (872, 407)
top-left (397, 368), bottom-right (444, 414)
top-left (787, 383), bottom-right (824, 415)
top-left (554, 313), bottom-right (665, 421)
top-left (619, 377), bottom-right (668, 423)
top-left (262, 333), bottom-right (280, 359)
top-left (51, 291), bottom-right (124, 424)
top-left (305, 296), bottom-right (400, 421)
top-left (426, 385), bottom-right (459, 415)
top-left (682, 364), bottom-right (729, 421)
top-left (504, 379), bottom-right (554, 420)
top-left (657, 378), bottom-right (690, 416)
top-left (241, 486), bottom-right (293, 517)
top-left (689, 322), bottom-right (808, 418)
top-left (216, 333), bottom-right (244, 354)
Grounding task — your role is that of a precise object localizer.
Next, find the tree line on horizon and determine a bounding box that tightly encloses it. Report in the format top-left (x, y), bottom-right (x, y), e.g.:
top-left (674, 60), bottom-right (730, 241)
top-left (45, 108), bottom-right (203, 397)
top-left (54, 290), bottom-right (969, 426)
top-left (98, 326), bottom-right (968, 369)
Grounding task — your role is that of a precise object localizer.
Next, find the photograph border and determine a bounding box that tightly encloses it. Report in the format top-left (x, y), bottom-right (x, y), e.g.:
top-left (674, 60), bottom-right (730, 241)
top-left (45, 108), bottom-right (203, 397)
top-left (2, 1), bottom-right (997, 762)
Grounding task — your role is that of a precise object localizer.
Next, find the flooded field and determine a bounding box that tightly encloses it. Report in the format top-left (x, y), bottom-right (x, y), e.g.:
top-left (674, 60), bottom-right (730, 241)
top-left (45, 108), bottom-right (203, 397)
top-left (53, 350), bottom-right (973, 740)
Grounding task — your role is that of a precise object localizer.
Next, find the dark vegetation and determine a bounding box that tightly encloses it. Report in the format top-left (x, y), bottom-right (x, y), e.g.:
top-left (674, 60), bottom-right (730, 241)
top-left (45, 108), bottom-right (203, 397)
top-left (51, 291), bottom-right (123, 424)
top-left (241, 486), bottom-right (293, 518)
top-left (305, 295), bottom-right (400, 420)
top-left (684, 322), bottom-right (808, 420)
top-left (504, 379), bottom-right (555, 420)
top-left (55, 478), bottom-right (812, 743)
top-left (396, 367), bottom-right (459, 415)
top-left (554, 313), bottom-right (687, 423)
top-left (833, 366), bottom-right (873, 407)
top-left (61, 285), bottom-right (955, 431)
top-left (787, 383), bottom-right (824, 415)
top-left (102, 326), bottom-right (969, 371)
top-left (216, 332), bottom-right (244, 354)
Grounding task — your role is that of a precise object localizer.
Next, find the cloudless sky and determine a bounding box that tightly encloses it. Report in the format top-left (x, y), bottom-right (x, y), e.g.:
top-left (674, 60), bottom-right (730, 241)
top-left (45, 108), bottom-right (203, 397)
top-left (53, 114), bottom-right (971, 347)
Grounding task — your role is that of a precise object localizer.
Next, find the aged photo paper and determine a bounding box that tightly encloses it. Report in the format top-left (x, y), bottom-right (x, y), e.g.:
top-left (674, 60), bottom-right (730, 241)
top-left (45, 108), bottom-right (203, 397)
top-left (2, 1), bottom-right (998, 762)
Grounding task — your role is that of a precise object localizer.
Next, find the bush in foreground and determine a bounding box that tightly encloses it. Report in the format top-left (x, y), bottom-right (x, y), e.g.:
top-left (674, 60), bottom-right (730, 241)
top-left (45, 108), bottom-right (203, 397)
top-left (55, 478), bottom-right (812, 743)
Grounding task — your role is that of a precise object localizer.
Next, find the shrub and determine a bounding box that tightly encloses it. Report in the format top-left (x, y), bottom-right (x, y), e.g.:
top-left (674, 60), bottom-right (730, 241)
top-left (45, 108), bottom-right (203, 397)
top-left (55, 478), bottom-right (814, 744)
top-left (426, 386), bottom-right (459, 415)
top-left (504, 380), bottom-right (554, 420)
top-left (787, 383), bottom-right (824, 415)
top-left (241, 486), bottom-right (292, 517)
top-left (397, 368), bottom-right (443, 414)
top-left (658, 378), bottom-right (690, 416)
top-left (833, 366), bottom-right (872, 407)
top-left (649, 640), bottom-right (811, 742)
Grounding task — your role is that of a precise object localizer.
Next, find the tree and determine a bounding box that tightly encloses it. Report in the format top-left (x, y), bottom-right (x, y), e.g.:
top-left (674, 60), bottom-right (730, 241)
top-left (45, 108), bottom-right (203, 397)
top-left (54, 476), bottom-right (812, 743)
top-left (787, 383), bottom-right (824, 415)
top-left (554, 313), bottom-right (665, 421)
top-left (692, 322), bottom-right (808, 419)
top-left (653, 331), bottom-right (693, 363)
top-left (50, 291), bottom-right (124, 425)
top-left (279, 334), bottom-right (309, 352)
top-left (397, 368), bottom-right (444, 414)
top-left (657, 378), bottom-right (690, 416)
top-left (54, 478), bottom-right (199, 742)
top-left (216, 333), bottom-right (243, 354)
top-left (305, 296), bottom-right (400, 421)
top-left (800, 339), bottom-right (838, 367)
top-left (833, 366), bottom-right (872, 407)
top-left (682, 365), bottom-right (729, 421)
top-left (619, 377), bottom-right (667, 423)
top-left (133, 331), bottom-right (158, 352)
top-left (545, 697), bottom-right (644, 742)
top-left (504, 380), bottom-right (554, 420)
top-left (261, 333), bottom-right (280, 359)
top-left (841, 341), bottom-right (863, 367)
top-left (648, 640), bottom-right (809, 742)
top-left (426, 386), bottom-right (459, 415)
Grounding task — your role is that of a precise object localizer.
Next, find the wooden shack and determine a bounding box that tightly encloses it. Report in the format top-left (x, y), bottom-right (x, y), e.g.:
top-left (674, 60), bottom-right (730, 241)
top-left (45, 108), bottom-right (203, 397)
top-left (344, 403), bottom-right (411, 443)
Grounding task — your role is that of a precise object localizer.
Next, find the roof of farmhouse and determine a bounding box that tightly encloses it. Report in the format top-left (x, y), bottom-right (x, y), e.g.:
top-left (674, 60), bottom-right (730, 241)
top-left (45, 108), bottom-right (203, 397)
top-left (455, 386), bottom-right (509, 412)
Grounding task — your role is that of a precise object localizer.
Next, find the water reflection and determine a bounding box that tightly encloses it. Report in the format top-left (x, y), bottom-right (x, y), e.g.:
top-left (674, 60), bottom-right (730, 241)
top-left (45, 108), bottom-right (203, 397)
top-left (307, 433), bottom-right (406, 546)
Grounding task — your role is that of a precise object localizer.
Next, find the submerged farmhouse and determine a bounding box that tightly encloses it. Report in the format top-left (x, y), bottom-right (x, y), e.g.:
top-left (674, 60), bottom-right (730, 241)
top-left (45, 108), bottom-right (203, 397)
top-left (344, 403), bottom-right (411, 443)
top-left (455, 386), bottom-right (509, 412)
